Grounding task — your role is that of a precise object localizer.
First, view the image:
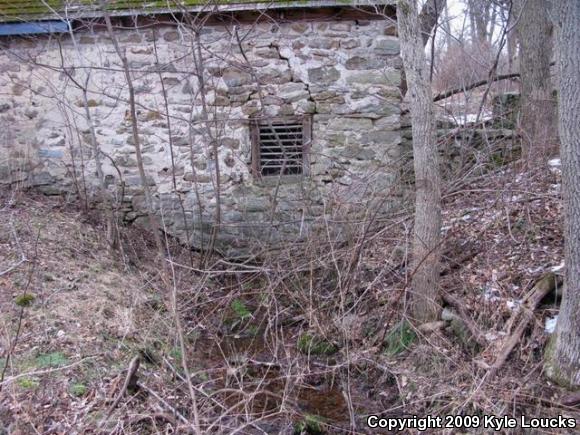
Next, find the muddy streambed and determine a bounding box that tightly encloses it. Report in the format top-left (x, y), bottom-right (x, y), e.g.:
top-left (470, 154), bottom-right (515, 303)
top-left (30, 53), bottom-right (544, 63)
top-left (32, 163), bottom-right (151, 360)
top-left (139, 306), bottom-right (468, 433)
top-left (190, 332), bottom-right (380, 432)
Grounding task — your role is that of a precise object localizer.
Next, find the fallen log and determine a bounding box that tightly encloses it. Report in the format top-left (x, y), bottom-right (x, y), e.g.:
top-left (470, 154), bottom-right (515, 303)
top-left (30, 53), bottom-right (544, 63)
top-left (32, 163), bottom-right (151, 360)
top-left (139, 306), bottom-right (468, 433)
top-left (488, 273), bottom-right (561, 377)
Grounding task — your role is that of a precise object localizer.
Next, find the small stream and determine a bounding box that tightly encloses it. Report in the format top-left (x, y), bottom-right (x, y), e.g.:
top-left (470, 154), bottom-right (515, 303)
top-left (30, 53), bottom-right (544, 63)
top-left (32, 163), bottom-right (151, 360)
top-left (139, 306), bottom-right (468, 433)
top-left (192, 333), bottom-right (354, 430)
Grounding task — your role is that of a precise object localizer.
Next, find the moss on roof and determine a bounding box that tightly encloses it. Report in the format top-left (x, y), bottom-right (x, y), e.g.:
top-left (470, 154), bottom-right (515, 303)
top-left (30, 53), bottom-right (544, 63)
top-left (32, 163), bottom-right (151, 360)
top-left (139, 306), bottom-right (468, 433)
top-left (0, 0), bottom-right (381, 23)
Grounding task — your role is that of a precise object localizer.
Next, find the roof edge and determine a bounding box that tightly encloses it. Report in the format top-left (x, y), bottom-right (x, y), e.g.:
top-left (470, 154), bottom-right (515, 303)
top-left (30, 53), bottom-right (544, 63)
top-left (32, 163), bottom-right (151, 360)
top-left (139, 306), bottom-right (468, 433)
top-left (0, 1), bottom-right (396, 24)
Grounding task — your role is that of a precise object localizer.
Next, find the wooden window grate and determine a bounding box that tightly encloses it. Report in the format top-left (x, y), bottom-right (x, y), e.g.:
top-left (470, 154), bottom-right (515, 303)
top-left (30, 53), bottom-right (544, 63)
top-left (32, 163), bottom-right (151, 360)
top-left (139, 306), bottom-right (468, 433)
top-left (250, 117), bottom-right (311, 178)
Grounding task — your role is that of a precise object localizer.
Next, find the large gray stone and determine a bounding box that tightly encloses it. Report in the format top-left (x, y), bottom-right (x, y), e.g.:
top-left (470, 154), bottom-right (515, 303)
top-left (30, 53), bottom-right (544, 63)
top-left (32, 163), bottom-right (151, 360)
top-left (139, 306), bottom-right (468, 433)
top-left (222, 69), bottom-right (252, 87)
top-left (345, 56), bottom-right (384, 70)
top-left (326, 132), bottom-right (347, 147)
top-left (257, 68), bottom-right (291, 84)
top-left (308, 67), bottom-right (340, 85)
top-left (295, 100), bottom-right (316, 114)
top-left (308, 38), bottom-right (339, 50)
top-left (327, 117), bottom-right (373, 131)
top-left (243, 197), bottom-right (270, 212)
top-left (290, 22), bottom-right (310, 33)
top-left (355, 100), bottom-right (400, 118)
top-left (126, 175), bottom-right (156, 186)
top-left (278, 82), bottom-right (309, 102)
top-left (374, 115), bottom-right (401, 130)
top-left (30, 172), bottom-right (55, 186)
top-left (253, 47), bottom-right (279, 58)
top-left (360, 130), bottom-right (401, 146)
top-left (374, 37), bottom-right (400, 55)
top-left (341, 39), bottom-right (360, 49)
top-left (171, 136), bottom-right (190, 147)
top-left (339, 145), bottom-right (376, 160)
top-left (346, 70), bottom-right (401, 86)
top-left (311, 90), bottom-right (345, 103)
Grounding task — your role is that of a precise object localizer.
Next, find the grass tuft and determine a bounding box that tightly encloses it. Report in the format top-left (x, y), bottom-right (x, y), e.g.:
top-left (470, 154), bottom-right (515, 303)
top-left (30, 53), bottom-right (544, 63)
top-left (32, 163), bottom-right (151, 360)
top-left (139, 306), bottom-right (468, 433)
top-left (297, 333), bottom-right (338, 356)
top-left (15, 293), bottom-right (35, 307)
top-left (384, 320), bottom-right (416, 356)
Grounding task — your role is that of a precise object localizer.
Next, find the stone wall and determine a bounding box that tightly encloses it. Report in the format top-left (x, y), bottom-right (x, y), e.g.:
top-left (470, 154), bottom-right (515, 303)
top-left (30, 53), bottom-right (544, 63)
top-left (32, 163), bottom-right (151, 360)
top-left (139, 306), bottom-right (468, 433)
top-left (0, 9), bottom-right (404, 256)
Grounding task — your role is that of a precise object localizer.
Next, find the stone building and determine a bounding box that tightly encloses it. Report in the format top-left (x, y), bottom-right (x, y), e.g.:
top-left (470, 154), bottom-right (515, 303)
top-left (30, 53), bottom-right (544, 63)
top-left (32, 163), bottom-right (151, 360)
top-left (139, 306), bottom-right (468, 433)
top-left (0, 1), bottom-right (404, 256)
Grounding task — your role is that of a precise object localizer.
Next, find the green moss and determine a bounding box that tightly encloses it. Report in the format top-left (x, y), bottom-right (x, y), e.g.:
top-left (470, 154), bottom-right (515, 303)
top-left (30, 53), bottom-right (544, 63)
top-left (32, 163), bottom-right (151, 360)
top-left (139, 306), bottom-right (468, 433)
top-left (17, 377), bottom-right (39, 389)
top-left (294, 414), bottom-right (325, 434)
top-left (244, 325), bottom-right (260, 337)
top-left (14, 293), bottom-right (35, 307)
top-left (230, 299), bottom-right (252, 321)
top-left (297, 333), bottom-right (338, 356)
top-left (70, 383), bottom-right (87, 397)
top-left (168, 346), bottom-right (182, 361)
top-left (490, 152), bottom-right (506, 168)
top-left (194, 369), bottom-right (209, 382)
top-left (35, 352), bottom-right (68, 368)
top-left (383, 320), bottom-right (416, 356)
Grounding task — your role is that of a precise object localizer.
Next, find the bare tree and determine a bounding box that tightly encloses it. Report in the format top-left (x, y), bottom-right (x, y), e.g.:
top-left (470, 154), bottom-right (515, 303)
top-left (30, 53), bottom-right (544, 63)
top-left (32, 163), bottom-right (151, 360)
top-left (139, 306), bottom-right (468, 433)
top-left (419, 0), bottom-right (447, 46)
top-left (514, 0), bottom-right (558, 162)
top-left (545, 0), bottom-right (580, 388)
top-left (467, 0), bottom-right (493, 42)
top-left (398, 0), bottom-right (442, 323)
top-left (102, 11), bottom-right (165, 261)
top-left (504, 0), bottom-right (518, 72)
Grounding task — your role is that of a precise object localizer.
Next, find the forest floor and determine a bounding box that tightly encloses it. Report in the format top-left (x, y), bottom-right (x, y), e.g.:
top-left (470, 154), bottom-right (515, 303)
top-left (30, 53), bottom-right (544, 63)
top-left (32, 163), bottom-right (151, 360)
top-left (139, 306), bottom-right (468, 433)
top-left (0, 157), bottom-right (578, 434)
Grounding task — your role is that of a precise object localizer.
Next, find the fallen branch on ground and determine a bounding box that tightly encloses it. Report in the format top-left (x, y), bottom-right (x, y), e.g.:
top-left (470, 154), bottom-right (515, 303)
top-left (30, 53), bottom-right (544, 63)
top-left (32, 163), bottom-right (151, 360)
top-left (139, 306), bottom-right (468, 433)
top-left (99, 355), bottom-right (140, 428)
top-left (487, 273), bottom-right (561, 377)
top-left (140, 383), bottom-right (193, 427)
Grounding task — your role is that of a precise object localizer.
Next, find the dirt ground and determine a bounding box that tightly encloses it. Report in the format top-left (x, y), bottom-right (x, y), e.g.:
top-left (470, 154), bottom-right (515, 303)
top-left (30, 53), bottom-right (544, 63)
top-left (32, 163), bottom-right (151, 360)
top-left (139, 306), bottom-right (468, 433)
top-left (0, 158), bottom-right (578, 434)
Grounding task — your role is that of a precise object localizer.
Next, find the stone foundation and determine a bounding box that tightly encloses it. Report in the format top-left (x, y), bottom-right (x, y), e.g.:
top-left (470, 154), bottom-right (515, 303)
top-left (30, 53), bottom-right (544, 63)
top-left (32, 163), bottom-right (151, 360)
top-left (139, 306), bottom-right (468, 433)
top-left (0, 9), bottom-right (404, 256)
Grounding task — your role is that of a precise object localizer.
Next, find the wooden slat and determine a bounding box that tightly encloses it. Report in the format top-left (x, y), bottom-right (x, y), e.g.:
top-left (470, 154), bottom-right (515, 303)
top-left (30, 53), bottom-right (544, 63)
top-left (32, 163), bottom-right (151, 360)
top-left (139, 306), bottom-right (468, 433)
top-left (1, 0), bottom-right (395, 22)
top-left (259, 120), bottom-right (303, 175)
top-left (261, 158), bottom-right (302, 162)
top-left (260, 126), bottom-right (302, 131)
top-left (259, 137), bottom-right (302, 142)
top-left (260, 153), bottom-right (302, 157)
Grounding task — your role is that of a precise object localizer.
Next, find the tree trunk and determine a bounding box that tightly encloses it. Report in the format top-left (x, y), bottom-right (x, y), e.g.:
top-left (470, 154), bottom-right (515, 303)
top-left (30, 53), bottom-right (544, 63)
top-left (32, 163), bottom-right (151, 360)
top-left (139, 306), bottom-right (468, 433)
top-left (103, 13), bottom-right (165, 261)
top-left (442, 3), bottom-right (453, 50)
top-left (514, 0), bottom-right (558, 162)
top-left (400, 0), bottom-right (446, 96)
top-left (506, 0), bottom-right (518, 74)
top-left (418, 0), bottom-right (447, 47)
top-left (488, 2), bottom-right (497, 44)
top-left (545, 0), bottom-right (580, 388)
top-left (468, 0), bottom-right (490, 42)
top-left (398, 0), bottom-right (442, 323)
